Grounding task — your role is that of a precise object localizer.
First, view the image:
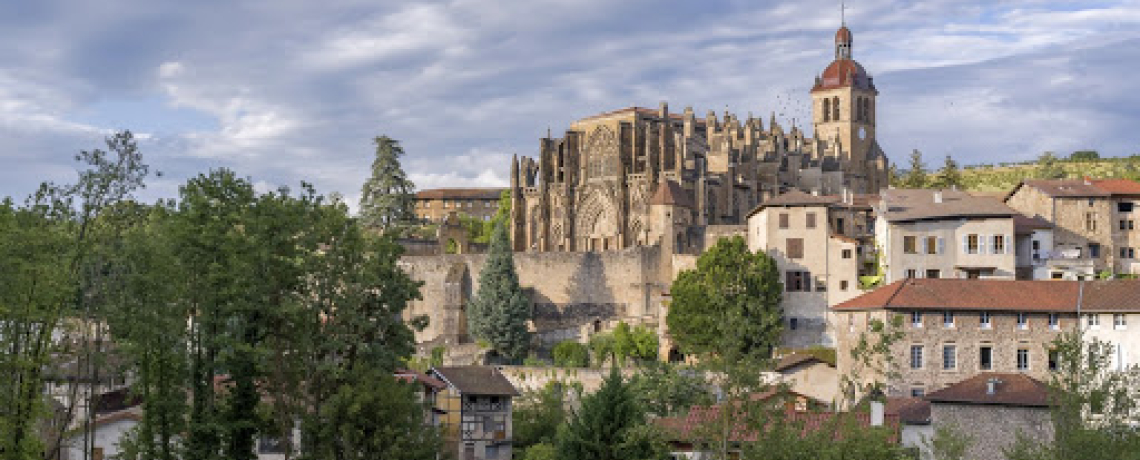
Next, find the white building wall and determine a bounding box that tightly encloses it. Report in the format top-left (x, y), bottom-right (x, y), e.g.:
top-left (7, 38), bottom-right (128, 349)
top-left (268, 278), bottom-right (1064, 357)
top-left (1081, 312), bottom-right (1140, 372)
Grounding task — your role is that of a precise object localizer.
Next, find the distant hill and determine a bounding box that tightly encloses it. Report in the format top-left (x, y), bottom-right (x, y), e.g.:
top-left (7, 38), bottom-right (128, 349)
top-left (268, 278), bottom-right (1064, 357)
top-left (956, 157), bottom-right (1140, 193)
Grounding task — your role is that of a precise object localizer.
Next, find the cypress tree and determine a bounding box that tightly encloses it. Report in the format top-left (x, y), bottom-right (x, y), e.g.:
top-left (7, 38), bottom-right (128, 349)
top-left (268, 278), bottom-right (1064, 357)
top-left (934, 155), bottom-right (964, 189)
top-left (555, 366), bottom-right (659, 460)
top-left (467, 221), bottom-right (530, 360)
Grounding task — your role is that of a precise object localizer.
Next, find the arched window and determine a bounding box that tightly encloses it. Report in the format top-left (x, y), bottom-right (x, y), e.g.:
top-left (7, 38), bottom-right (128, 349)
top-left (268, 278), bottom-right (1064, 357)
top-left (832, 96), bottom-right (840, 121)
top-left (857, 98), bottom-right (865, 121)
top-left (868, 98), bottom-right (874, 123)
top-left (823, 98), bottom-right (831, 122)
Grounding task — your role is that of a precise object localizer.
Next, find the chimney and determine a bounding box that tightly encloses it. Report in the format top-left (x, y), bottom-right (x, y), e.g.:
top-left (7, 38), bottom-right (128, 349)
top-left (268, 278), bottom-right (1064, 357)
top-left (1084, 176), bottom-right (1092, 186)
top-left (933, 190), bottom-right (943, 204)
top-left (870, 401), bottom-right (884, 426)
top-left (812, 189), bottom-right (820, 196)
top-left (987, 378), bottom-right (1002, 395)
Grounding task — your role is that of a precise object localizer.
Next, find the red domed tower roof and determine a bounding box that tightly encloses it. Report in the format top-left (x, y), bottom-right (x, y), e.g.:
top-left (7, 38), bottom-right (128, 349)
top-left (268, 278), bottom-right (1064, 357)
top-left (835, 25), bottom-right (852, 44)
top-left (812, 24), bottom-right (875, 93)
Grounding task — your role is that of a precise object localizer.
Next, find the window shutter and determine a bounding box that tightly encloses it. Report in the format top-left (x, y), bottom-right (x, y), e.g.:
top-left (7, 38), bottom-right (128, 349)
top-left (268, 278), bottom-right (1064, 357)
top-left (921, 237), bottom-right (928, 254)
top-left (962, 235), bottom-right (968, 254)
top-left (1006, 234), bottom-right (1012, 255)
top-left (804, 274), bottom-right (812, 292)
top-left (979, 235), bottom-right (987, 254)
top-left (938, 237), bottom-right (945, 254)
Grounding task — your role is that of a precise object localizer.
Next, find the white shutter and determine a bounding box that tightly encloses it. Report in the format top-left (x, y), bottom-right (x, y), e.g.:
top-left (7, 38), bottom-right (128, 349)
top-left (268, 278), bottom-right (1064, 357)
top-left (1006, 234), bottom-right (1013, 255)
top-left (921, 237), bottom-right (928, 254)
top-left (962, 235), bottom-right (969, 254)
top-left (938, 237), bottom-right (945, 254)
top-left (979, 235), bottom-right (987, 254)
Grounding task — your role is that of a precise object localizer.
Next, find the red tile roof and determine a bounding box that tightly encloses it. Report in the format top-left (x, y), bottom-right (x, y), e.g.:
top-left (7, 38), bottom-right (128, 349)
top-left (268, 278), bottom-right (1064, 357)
top-left (1006, 179), bottom-right (1110, 200)
top-left (926, 373), bottom-right (1051, 408)
top-left (832, 279), bottom-right (1082, 312)
top-left (813, 59), bottom-right (875, 92)
top-left (1079, 280), bottom-right (1140, 312)
top-left (657, 404), bottom-right (898, 443)
top-left (885, 397), bottom-right (930, 425)
top-left (1091, 179), bottom-right (1140, 196)
top-left (394, 369), bottom-right (447, 390)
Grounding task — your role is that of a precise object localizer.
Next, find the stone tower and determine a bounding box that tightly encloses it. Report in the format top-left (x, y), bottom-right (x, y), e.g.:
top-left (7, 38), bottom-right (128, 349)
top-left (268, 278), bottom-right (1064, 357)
top-left (811, 23), bottom-right (881, 191)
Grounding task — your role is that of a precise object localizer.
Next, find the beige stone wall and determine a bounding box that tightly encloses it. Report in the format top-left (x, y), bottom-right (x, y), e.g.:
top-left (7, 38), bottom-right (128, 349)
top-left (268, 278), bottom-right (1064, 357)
top-left (400, 246), bottom-right (668, 348)
top-left (414, 196), bottom-right (500, 223)
top-left (778, 361), bottom-right (840, 405)
top-left (1005, 186), bottom-right (1119, 271)
top-left (880, 216), bottom-right (1017, 283)
top-left (834, 309), bottom-right (1075, 397)
top-left (931, 403), bottom-right (1052, 460)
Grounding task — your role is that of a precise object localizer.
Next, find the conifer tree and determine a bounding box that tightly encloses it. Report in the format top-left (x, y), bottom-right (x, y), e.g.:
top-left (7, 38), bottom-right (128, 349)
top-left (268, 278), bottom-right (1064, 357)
top-left (934, 155), bottom-right (963, 189)
top-left (359, 135), bottom-right (415, 230)
top-left (901, 149), bottom-right (929, 188)
top-left (555, 366), bottom-right (664, 460)
top-left (467, 221), bottom-right (531, 360)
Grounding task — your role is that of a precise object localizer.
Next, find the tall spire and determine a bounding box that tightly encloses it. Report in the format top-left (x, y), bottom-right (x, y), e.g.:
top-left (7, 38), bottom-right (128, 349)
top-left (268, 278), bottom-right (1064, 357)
top-left (841, 1), bottom-right (846, 26)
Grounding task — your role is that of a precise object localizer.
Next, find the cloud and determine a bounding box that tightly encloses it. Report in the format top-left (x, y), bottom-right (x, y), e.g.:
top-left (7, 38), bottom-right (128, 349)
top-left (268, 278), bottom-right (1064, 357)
top-left (1, 0), bottom-right (1139, 206)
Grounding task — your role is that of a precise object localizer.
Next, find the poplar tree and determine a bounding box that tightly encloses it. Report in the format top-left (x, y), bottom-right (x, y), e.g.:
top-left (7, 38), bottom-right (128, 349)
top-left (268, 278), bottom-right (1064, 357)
top-left (467, 221), bottom-right (531, 360)
top-left (901, 149), bottom-right (929, 189)
top-left (934, 155), bottom-right (964, 189)
top-left (359, 135), bottom-right (415, 230)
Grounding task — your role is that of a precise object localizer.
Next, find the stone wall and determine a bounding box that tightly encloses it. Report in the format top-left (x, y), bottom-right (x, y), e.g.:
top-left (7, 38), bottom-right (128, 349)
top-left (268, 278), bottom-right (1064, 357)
top-left (931, 403), bottom-right (1052, 460)
top-left (400, 246), bottom-right (670, 351)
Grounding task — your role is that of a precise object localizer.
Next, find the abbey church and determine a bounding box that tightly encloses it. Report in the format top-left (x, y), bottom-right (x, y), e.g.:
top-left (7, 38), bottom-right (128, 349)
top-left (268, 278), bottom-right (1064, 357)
top-left (509, 25), bottom-right (889, 253)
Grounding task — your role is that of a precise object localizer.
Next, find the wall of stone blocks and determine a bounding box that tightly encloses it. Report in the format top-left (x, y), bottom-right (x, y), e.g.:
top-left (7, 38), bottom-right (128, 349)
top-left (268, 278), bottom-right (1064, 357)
top-left (931, 403), bottom-right (1053, 460)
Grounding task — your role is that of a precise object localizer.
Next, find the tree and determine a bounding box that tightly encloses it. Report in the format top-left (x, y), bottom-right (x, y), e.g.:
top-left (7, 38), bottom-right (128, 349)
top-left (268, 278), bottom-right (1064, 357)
top-left (555, 366), bottom-right (667, 460)
top-left (1070, 150), bottom-right (1100, 162)
top-left (900, 149), bottom-right (929, 188)
top-left (359, 135), bottom-right (415, 230)
top-left (1035, 151), bottom-right (1066, 179)
top-left (933, 155), bottom-right (963, 190)
top-left (923, 423), bottom-right (973, 460)
top-left (666, 236), bottom-right (782, 360)
top-left (612, 322), bottom-right (659, 364)
top-left (552, 341), bottom-right (589, 367)
top-left (467, 221), bottom-right (531, 360)
top-left (514, 382), bottom-right (568, 453)
top-left (1004, 331), bottom-right (1140, 460)
top-left (628, 362), bottom-right (713, 418)
top-left (310, 371), bottom-right (440, 460)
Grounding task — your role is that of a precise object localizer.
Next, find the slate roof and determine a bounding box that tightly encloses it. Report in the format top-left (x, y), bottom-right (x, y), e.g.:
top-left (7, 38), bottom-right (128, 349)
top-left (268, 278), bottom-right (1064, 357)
top-left (925, 373), bottom-right (1051, 408)
top-left (833, 279), bottom-right (1140, 313)
top-left (650, 180), bottom-right (695, 208)
top-left (1014, 214), bottom-right (1054, 234)
top-left (415, 188), bottom-right (505, 200)
top-left (878, 188), bottom-right (1017, 222)
top-left (431, 366), bottom-right (519, 396)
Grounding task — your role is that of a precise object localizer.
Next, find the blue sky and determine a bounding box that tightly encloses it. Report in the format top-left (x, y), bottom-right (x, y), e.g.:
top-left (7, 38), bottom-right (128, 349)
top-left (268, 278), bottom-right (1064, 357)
top-left (2, 0), bottom-right (1140, 207)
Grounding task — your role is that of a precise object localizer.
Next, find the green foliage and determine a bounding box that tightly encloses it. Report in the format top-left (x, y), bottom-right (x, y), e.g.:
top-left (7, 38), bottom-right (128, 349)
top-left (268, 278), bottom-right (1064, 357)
top-left (840, 314), bottom-right (906, 407)
top-left (309, 371), bottom-right (440, 460)
top-left (740, 412), bottom-right (907, 460)
top-left (467, 221), bottom-right (531, 360)
top-left (1070, 150), bottom-right (1100, 161)
top-left (552, 341), bottom-right (590, 368)
top-left (1004, 331), bottom-right (1140, 460)
top-left (608, 322), bottom-right (659, 365)
top-left (514, 382), bottom-right (568, 453)
top-left (555, 366), bottom-right (667, 460)
top-left (899, 149), bottom-right (929, 188)
top-left (628, 362), bottom-right (713, 418)
top-left (923, 423), bottom-right (973, 460)
top-left (523, 443), bottom-right (559, 460)
top-left (666, 236), bottom-right (782, 360)
top-left (589, 333), bottom-right (616, 367)
top-left (775, 346), bottom-right (837, 367)
top-left (1036, 151), bottom-right (1066, 179)
top-left (359, 135), bottom-right (416, 230)
top-left (933, 155), bottom-right (964, 189)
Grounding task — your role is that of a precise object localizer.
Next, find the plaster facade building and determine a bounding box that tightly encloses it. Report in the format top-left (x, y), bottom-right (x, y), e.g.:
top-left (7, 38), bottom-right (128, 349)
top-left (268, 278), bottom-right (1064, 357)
top-left (509, 25), bottom-right (888, 255)
top-left (1004, 178), bottom-right (1140, 275)
top-left (1077, 280), bottom-right (1140, 372)
top-left (414, 188), bottom-right (505, 223)
top-left (876, 189), bottom-right (1019, 283)
top-left (746, 190), bottom-right (872, 347)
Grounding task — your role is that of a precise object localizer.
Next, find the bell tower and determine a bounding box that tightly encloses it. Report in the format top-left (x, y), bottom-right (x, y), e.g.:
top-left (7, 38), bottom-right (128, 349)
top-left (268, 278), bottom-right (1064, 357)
top-left (811, 22), bottom-right (878, 174)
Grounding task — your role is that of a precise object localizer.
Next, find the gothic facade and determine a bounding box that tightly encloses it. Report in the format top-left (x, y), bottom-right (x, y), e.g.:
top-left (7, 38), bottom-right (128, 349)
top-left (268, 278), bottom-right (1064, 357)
top-left (510, 24), bottom-right (889, 253)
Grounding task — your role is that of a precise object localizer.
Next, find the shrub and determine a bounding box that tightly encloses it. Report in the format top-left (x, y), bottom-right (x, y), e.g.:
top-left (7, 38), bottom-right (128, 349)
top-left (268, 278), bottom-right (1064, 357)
top-left (552, 341), bottom-right (589, 368)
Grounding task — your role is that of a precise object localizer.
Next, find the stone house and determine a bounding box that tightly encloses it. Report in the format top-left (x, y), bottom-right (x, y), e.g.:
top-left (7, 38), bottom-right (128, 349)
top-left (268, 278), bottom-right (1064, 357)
top-left (429, 366), bottom-right (519, 460)
top-left (876, 189), bottom-right (1019, 283)
top-left (773, 353), bottom-right (840, 405)
top-left (832, 279), bottom-right (1080, 398)
top-left (1004, 178), bottom-right (1140, 275)
top-left (925, 373), bottom-right (1053, 460)
top-left (1012, 214), bottom-right (1096, 280)
top-left (414, 188), bottom-right (505, 223)
top-left (746, 189), bottom-right (869, 347)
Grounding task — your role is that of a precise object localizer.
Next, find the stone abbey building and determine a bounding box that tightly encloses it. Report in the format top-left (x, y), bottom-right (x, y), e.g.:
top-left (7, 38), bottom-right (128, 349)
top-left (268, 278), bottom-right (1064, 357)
top-left (509, 24), bottom-right (889, 254)
top-left (404, 24), bottom-right (891, 356)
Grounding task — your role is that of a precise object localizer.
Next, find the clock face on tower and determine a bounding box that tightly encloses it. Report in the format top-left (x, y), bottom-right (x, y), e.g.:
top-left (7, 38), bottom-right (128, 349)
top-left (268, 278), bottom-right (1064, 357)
top-left (858, 127), bottom-right (866, 140)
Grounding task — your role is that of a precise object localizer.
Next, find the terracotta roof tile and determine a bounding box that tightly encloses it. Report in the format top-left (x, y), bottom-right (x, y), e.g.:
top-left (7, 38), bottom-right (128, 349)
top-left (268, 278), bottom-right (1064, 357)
top-left (1079, 280), bottom-right (1140, 312)
top-left (395, 369), bottom-right (447, 390)
top-left (832, 279), bottom-right (1081, 312)
top-left (926, 373), bottom-right (1051, 408)
top-left (885, 397), bottom-right (930, 424)
top-left (1012, 180), bottom-right (1110, 199)
top-left (1091, 179), bottom-right (1140, 195)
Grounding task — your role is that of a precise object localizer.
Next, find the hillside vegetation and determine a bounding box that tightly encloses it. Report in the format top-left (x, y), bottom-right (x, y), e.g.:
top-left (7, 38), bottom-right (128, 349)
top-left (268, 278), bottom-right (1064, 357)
top-left (893, 149), bottom-right (1140, 193)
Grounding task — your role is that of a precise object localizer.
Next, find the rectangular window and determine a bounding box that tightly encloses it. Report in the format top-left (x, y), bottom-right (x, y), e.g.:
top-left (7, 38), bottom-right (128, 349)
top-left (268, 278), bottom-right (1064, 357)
top-left (789, 317), bottom-right (799, 330)
top-left (993, 235), bottom-right (1006, 254)
top-left (485, 445), bottom-right (499, 460)
top-left (1017, 348), bottom-right (1030, 371)
top-left (1090, 243), bottom-right (1101, 258)
top-left (980, 311), bottom-right (991, 329)
top-left (840, 280), bottom-right (849, 291)
top-left (979, 346), bottom-right (993, 371)
top-left (926, 236), bottom-right (938, 255)
top-left (1017, 312), bottom-right (1028, 329)
top-left (906, 269), bottom-right (917, 279)
top-left (1087, 314), bottom-right (1100, 327)
top-left (779, 213), bottom-right (790, 229)
top-left (1049, 313), bottom-right (1059, 330)
top-left (926, 269), bottom-right (941, 279)
top-left (785, 271), bottom-right (812, 292)
top-left (806, 212), bottom-right (817, 229)
top-left (1086, 212), bottom-right (1097, 232)
top-left (842, 249), bottom-right (853, 259)
top-left (943, 311), bottom-right (955, 328)
top-left (1114, 314), bottom-right (1127, 329)
top-left (1120, 202), bottom-right (1135, 213)
top-left (966, 234), bottom-right (979, 254)
top-left (911, 311), bottom-right (923, 328)
top-left (836, 218), bottom-right (846, 234)
top-left (943, 344), bottom-right (957, 370)
top-left (1122, 220), bottom-right (1129, 231)
top-left (910, 387), bottom-right (925, 398)
top-left (904, 236), bottom-right (917, 254)
top-left (1049, 350), bottom-right (1059, 371)
top-left (910, 345), bottom-right (924, 369)
top-left (786, 238), bottom-right (804, 259)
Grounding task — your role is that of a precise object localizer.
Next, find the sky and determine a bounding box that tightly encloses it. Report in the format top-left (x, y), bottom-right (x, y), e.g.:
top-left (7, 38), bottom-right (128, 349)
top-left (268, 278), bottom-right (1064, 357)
top-left (3, 0), bottom-right (1140, 208)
